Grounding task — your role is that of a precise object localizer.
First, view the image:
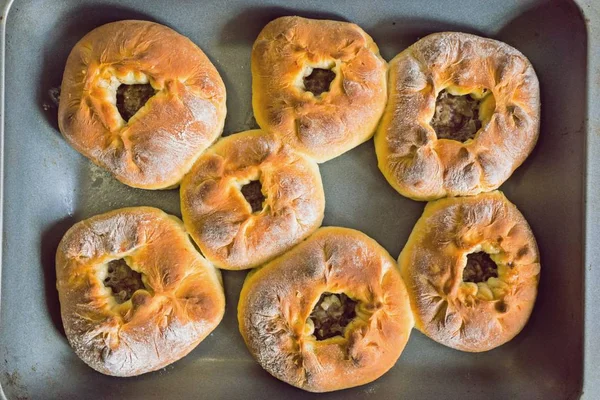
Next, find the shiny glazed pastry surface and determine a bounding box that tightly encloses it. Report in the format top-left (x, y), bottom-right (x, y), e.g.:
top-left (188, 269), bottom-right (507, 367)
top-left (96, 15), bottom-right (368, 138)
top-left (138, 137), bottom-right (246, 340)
top-left (180, 130), bottom-right (325, 270)
top-left (252, 16), bottom-right (387, 162)
top-left (238, 227), bottom-right (414, 392)
top-left (56, 207), bottom-right (225, 376)
top-left (375, 32), bottom-right (540, 200)
top-left (58, 20), bottom-right (226, 189)
top-left (399, 191), bottom-right (540, 352)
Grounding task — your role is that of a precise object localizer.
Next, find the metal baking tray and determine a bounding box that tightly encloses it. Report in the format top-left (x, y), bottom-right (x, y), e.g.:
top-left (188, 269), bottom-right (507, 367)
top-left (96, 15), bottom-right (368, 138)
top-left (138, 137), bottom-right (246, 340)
top-left (0, 0), bottom-right (596, 398)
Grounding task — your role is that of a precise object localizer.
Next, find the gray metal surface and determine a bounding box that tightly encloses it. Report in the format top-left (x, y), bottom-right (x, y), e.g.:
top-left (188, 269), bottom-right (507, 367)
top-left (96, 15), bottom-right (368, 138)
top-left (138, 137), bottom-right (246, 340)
top-left (580, 1), bottom-right (600, 399)
top-left (0, 0), bottom-right (589, 398)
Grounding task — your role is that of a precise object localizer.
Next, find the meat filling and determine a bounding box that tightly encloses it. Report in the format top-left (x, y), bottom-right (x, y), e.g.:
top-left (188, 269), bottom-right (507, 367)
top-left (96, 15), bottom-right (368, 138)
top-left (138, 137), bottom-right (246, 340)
top-left (103, 259), bottom-right (145, 303)
top-left (431, 90), bottom-right (482, 142)
top-left (309, 293), bottom-right (357, 340)
top-left (304, 68), bottom-right (336, 96)
top-left (241, 180), bottom-right (265, 213)
top-left (463, 252), bottom-right (498, 283)
top-left (116, 84), bottom-right (157, 121)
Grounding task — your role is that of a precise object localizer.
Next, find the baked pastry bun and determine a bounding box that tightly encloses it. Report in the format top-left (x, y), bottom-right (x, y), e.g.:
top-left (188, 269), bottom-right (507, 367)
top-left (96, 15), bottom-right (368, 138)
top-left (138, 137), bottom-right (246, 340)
top-left (399, 191), bottom-right (540, 352)
top-left (180, 130), bottom-right (325, 270)
top-left (58, 20), bottom-right (226, 189)
top-left (252, 16), bottom-right (387, 163)
top-left (238, 227), bottom-right (414, 392)
top-left (56, 207), bottom-right (225, 376)
top-left (375, 32), bottom-right (540, 200)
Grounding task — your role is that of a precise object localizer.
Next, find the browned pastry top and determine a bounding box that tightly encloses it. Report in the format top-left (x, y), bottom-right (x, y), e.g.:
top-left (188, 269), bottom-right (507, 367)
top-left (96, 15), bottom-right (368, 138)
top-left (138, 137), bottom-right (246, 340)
top-left (56, 207), bottom-right (225, 376)
top-left (238, 227), bottom-right (414, 392)
top-left (375, 32), bottom-right (540, 200)
top-left (180, 130), bottom-right (325, 270)
top-left (58, 20), bottom-right (226, 189)
top-left (399, 191), bottom-right (540, 352)
top-left (252, 16), bottom-right (387, 162)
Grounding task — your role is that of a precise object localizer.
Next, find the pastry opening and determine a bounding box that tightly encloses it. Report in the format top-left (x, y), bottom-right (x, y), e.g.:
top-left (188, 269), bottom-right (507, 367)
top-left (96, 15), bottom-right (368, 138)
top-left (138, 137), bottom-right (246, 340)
top-left (116, 84), bottom-right (157, 121)
top-left (308, 292), bottom-right (358, 341)
top-left (303, 67), bottom-right (336, 96)
top-left (241, 180), bottom-right (266, 213)
top-left (431, 89), bottom-right (493, 142)
top-left (495, 301), bottom-right (508, 313)
top-left (103, 259), bottom-right (145, 304)
top-left (463, 251), bottom-right (498, 283)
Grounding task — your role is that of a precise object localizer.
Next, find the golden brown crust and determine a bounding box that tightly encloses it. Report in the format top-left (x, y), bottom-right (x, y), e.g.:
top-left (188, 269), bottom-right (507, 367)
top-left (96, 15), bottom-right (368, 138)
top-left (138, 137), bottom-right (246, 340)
top-left (399, 191), bottom-right (540, 352)
top-left (58, 20), bottom-right (227, 189)
top-left (56, 207), bottom-right (225, 376)
top-left (238, 227), bottom-right (414, 392)
top-left (375, 32), bottom-right (540, 200)
top-left (180, 130), bottom-right (325, 270)
top-left (252, 16), bottom-right (387, 163)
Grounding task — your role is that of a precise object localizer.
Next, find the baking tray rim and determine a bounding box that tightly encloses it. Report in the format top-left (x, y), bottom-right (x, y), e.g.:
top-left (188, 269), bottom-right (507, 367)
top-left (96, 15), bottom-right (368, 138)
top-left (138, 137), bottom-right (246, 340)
top-left (0, 0), bottom-right (8, 397)
top-left (0, 0), bottom-right (596, 399)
